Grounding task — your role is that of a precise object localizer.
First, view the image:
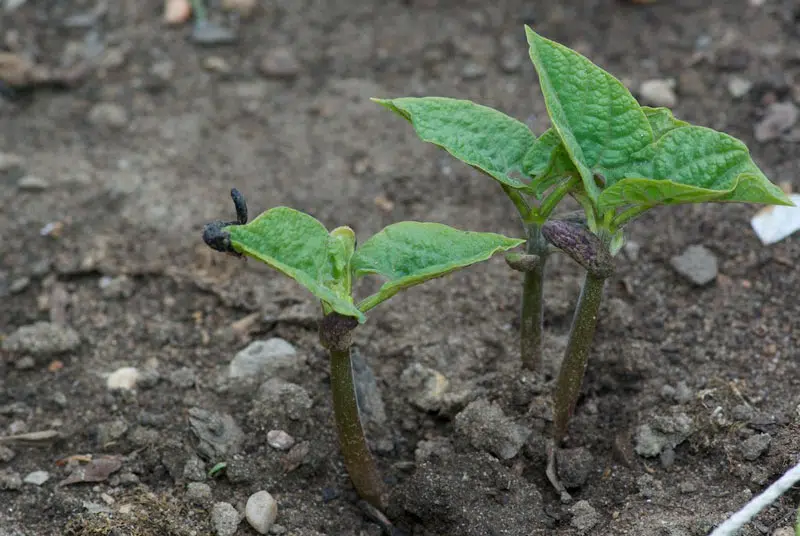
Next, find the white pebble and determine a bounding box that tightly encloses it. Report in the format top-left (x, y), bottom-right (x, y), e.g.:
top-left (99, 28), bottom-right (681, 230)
top-left (266, 430), bottom-right (295, 451)
top-left (23, 470), bottom-right (50, 486)
top-left (245, 491), bottom-right (278, 534)
top-left (106, 367), bottom-right (140, 391)
top-left (639, 78), bottom-right (677, 108)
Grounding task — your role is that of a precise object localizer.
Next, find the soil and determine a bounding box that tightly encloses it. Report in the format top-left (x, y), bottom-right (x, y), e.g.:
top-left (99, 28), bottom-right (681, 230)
top-left (2, 1), bottom-right (800, 535)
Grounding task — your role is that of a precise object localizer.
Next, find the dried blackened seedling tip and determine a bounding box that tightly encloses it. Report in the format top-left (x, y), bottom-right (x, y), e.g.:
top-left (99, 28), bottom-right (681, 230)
top-left (202, 187), bottom-right (249, 257)
top-left (230, 188), bottom-right (248, 225)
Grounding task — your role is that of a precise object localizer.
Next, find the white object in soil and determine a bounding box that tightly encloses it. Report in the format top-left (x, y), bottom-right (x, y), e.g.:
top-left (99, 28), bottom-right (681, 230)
top-left (245, 490), bottom-right (278, 534)
top-left (106, 367), bottom-right (140, 391)
top-left (750, 194), bottom-right (800, 245)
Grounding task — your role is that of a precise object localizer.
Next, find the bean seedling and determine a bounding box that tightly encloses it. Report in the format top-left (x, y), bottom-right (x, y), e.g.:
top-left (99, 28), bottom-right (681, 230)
top-left (203, 189), bottom-right (522, 509)
top-left (376, 27), bottom-right (792, 492)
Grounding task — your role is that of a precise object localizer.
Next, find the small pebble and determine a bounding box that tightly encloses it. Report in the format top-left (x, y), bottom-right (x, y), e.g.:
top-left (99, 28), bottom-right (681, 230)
top-left (670, 245), bottom-right (718, 286)
top-left (169, 367), bottom-right (196, 389)
top-left (727, 76), bottom-right (752, 99)
top-left (192, 20), bottom-right (238, 46)
top-left (259, 47), bottom-right (301, 79)
top-left (14, 356), bottom-right (35, 370)
top-left (107, 367), bottom-right (141, 391)
top-left (755, 102), bottom-right (799, 142)
top-left (742, 433), bottom-right (771, 461)
top-left (203, 56), bottom-right (231, 74)
top-left (8, 277), bottom-right (29, 294)
top-left (23, 470), bottom-right (50, 486)
top-left (639, 78), bottom-right (677, 107)
top-left (400, 363), bottom-right (450, 412)
top-left (228, 338), bottom-right (301, 381)
top-left (164, 0), bottom-right (191, 25)
top-left (183, 454), bottom-right (207, 482)
top-left (2, 322), bottom-right (80, 356)
top-left (0, 152), bottom-right (24, 172)
top-left (0, 470), bottom-right (22, 490)
top-left (461, 62), bottom-right (486, 80)
top-left (221, 0), bottom-right (256, 16)
top-left (570, 500), bottom-right (599, 532)
top-left (186, 482), bottom-right (212, 506)
top-left (211, 502), bottom-right (240, 536)
top-left (454, 399), bottom-right (531, 460)
top-left (0, 446), bottom-right (16, 462)
top-left (266, 430), bottom-right (295, 451)
top-left (17, 175), bottom-right (49, 191)
top-left (245, 490), bottom-right (278, 534)
top-left (88, 103), bottom-right (129, 129)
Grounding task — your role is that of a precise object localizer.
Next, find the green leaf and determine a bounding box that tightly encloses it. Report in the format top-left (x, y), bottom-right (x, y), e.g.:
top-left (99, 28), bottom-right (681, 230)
top-left (352, 222), bottom-right (524, 312)
top-left (373, 97), bottom-right (536, 190)
top-left (524, 28), bottom-right (792, 210)
top-left (641, 106), bottom-right (689, 140)
top-left (226, 208), bottom-right (365, 322)
top-left (598, 126), bottom-right (794, 210)
top-left (525, 26), bottom-right (653, 202)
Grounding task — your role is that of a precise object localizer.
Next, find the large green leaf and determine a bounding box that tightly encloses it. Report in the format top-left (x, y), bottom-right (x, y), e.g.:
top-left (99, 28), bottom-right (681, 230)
top-left (226, 208), bottom-right (365, 322)
top-left (525, 28), bottom-right (792, 210)
top-left (352, 222), bottom-right (523, 311)
top-left (526, 26), bottom-right (652, 201)
top-left (598, 126), bottom-right (793, 210)
top-left (373, 97), bottom-right (536, 190)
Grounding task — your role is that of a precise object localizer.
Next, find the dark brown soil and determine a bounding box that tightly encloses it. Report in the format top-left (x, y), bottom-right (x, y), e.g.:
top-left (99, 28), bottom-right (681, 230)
top-left (2, 1), bottom-right (800, 535)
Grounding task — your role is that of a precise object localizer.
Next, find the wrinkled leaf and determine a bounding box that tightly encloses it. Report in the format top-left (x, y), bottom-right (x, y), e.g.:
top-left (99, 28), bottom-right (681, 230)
top-left (352, 222), bottom-right (523, 311)
top-left (525, 27), bottom-right (792, 210)
top-left (373, 97), bottom-right (536, 190)
top-left (526, 26), bottom-right (652, 201)
top-left (226, 208), bottom-right (364, 321)
top-left (598, 126), bottom-right (793, 210)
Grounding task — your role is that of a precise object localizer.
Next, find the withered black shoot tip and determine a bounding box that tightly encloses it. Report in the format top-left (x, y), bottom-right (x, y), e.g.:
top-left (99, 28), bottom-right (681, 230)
top-left (202, 188), bottom-right (249, 257)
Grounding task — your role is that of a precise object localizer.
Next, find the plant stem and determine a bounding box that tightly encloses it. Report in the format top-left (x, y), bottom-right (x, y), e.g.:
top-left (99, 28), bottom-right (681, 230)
top-left (610, 204), bottom-right (650, 231)
top-left (552, 271), bottom-right (607, 443)
top-left (536, 176), bottom-right (580, 222)
top-left (501, 183), bottom-right (532, 219)
top-left (319, 314), bottom-right (387, 510)
top-left (519, 225), bottom-right (548, 371)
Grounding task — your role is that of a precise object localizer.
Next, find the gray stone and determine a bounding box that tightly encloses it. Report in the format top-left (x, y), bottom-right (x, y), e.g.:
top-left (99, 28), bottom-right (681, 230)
top-left (637, 474), bottom-right (665, 499)
top-left (23, 470), bottom-right (49, 486)
top-left (17, 175), bottom-right (49, 191)
top-left (635, 413), bottom-right (694, 457)
top-left (454, 399), bottom-right (531, 460)
top-left (169, 367), bottom-right (197, 389)
top-left (266, 430), bottom-right (295, 451)
top-left (94, 419), bottom-right (129, 446)
top-left (88, 103), bottom-right (129, 129)
top-left (228, 338), bottom-right (303, 381)
top-left (414, 437), bottom-right (454, 464)
top-left (400, 363), bottom-right (450, 412)
top-left (0, 445), bottom-right (15, 462)
top-left (742, 433), bottom-right (771, 461)
top-left (728, 76), bottom-right (752, 98)
top-left (14, 356), bottom-right (35, 370)
top-left (183, 454), bottom-right (207, 481)
top-left (461, 62), bottom-right (486, 79)
top-left (188, 408), bottom-right (244, 462)
top-left (556, 447), bottom-right (595, 489)
top-left (0, 152), bottom-right (24, 173)
top-left (2, 322), bottom-right (80, 356)
top-left (732, 404), bottom-right (755, 422)
top-left (252, 379), bottom-right (313, 421)
top-left (570, 500), bottom-right (599, 532)
top-left (245, 490), bottom-right (278, 534)
top-left (211, 502), bottom-right (240, 536)
top-left (674, 381), bottom-right (693, 404)
top-left (9, 277), bottom-right (29, 294)
top-left (670, 245), bottom-right (718, 286)
top-left (0, 470), bottom-right (22, 490)
top-left (351, 351), bottom-right (386, 426)
top-left (259, 47), bottom-right (301, 79)
top-left (186, 482), bottom-right (212, 506)
top-left (755, 102), bottom-right (798, 142)
top-left (639, 78), bottom-right (677, 107)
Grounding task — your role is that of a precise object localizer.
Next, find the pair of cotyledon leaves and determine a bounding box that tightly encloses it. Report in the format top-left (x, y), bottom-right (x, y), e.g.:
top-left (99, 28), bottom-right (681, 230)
top-left (373, 27), bottom-right (792, 213)
top-left (225, 209), bottom-right (522, 323)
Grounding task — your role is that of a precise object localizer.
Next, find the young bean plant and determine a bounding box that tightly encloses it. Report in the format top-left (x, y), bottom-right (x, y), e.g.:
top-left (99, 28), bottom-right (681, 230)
top-left (376, 27), bottom-right (792, 492)
top-left (202, 189), bottom-right (522, 510)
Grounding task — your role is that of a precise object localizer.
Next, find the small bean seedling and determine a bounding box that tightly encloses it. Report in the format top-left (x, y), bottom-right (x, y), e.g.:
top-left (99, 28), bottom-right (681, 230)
top-left (376, 26), bottom-right (792, 492)
top-left (203, 189), bottom-right (522, 509)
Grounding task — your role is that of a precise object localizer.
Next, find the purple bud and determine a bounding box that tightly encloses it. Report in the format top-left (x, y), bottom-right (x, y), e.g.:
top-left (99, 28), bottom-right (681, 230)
top-left (541, 220), bottom-right (614, 278)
